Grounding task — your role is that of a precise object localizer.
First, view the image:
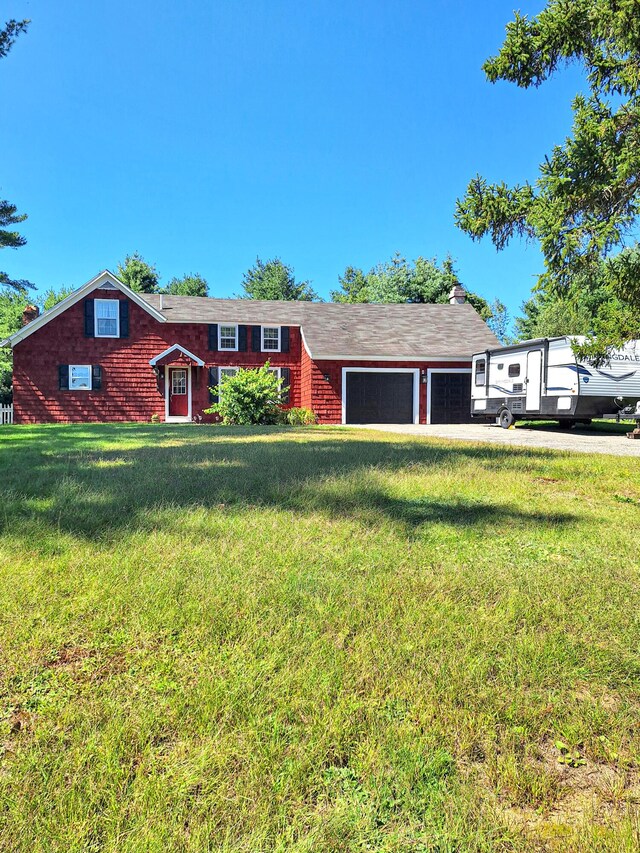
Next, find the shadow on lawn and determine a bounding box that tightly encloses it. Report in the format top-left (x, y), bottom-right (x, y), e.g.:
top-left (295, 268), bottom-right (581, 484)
top-left (0, 424), bottom-right (579, 539)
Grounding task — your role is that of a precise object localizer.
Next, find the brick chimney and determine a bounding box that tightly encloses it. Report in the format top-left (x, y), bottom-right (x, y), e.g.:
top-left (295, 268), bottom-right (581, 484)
top-left (22, 305), bottom-right (40, 326)
top-left (448, 284), bottom-right (466, 304)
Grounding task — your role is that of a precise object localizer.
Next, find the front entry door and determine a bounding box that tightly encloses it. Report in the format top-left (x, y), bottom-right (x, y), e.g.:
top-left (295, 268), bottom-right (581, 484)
top-left (526, 350), bottom-right (543, 411)
top-left (168, 368), bottom-right (188, 417)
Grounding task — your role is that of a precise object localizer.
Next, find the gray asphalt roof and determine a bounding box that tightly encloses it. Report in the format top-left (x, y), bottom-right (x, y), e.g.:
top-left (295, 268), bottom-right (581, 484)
top-left (140, 294), bottom-right (500, 359)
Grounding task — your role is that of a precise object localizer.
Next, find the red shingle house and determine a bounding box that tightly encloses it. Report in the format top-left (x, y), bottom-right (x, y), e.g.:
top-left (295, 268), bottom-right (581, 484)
top-left (2, 270), bottom-right (499, 425)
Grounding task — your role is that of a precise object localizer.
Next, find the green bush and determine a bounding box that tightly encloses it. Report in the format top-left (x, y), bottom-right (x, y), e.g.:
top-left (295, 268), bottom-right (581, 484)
top-left (205, 363), bottom-right (287, 425)
top-left (283, 407), bottom-right (317, 425)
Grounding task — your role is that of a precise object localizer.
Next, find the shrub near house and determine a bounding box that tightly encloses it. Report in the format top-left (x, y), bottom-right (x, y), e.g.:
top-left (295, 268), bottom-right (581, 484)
top-left (206, 363), bottom-right (287, 425)
top-left (0, 270), bottom-right (498, 425)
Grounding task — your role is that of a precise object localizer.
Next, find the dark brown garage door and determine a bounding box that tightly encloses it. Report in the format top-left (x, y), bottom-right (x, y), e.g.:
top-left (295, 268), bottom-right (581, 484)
top-left (345, 372), bottom-right (414, 424)
top-left (430, 372), bottom-right (473, 424)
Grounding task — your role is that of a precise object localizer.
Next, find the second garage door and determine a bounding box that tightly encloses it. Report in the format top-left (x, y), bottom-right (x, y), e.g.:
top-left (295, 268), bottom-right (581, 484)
top-left (429, 372), bottom-right (473, 423)
top-left (345, 372), bottom-right (414, 424)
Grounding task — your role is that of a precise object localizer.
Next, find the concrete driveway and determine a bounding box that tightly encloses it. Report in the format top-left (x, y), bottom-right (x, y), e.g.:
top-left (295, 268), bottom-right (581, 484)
top-left (357, 422), bottom-right (640, 457)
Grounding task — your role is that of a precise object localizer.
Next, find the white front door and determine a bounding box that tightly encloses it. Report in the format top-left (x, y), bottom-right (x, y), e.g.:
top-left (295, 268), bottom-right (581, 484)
top-left (526, 350), bottom-right (543, 411)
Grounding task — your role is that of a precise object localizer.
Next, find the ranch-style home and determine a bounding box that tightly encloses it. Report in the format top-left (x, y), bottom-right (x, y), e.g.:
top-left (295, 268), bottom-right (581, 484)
top-left (2, 270), bottom-right (499, 425)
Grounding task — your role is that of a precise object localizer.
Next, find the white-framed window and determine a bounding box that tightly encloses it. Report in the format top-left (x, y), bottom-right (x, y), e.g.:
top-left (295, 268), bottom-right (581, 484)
top-left (69, 365), bottom-right (92, 390)
top-left (217, 366), bottom-right (238, 396)
top-left (95, 299), bottom-right (119, 337)
top-left (219, 367), bottom-right (239, 380)
top-left (219, 324), bottom-right (238, 350)
top-left (261, 326), bottom-right (280, 352)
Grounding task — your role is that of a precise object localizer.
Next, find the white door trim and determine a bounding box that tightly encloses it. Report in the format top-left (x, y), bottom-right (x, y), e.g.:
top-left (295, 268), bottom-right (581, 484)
top-left (165, 365), bottom-right (192, 423)
top-left (426, 368), bottom-right (472, 424)
top-left (341, 367), bottom-right (420, 425)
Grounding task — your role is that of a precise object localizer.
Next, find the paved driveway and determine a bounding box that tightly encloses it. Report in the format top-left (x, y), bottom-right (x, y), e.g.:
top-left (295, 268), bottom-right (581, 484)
top-left (357, 422), bottom-right (640, 457)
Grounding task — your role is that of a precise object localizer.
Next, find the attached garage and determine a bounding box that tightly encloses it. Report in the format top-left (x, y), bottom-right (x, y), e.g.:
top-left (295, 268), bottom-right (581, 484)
top-left (343, 369), bottom-right (418, 424)
top-left (428, 370), bottom-right (473, 424)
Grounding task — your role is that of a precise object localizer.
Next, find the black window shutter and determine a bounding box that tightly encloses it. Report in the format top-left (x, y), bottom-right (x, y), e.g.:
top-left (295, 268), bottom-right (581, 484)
top-left (208, 324), bottom-right (218, 351)
top-left (84, 299), bottom-right (95, 337)
top-left (281, 367), bottom-right (291, 404)
top-left (281, 326), bottom-right (290, 353)
top-left (59, 365), bottom-right (69, 390)
top-left (238, 325), bottom-right (248, 352)
top-left (252, 326), bottom-right (261, 352)
top-left (92, 365), bottom-right (102, 390)
top-left (119, 300), bottom-right (129, 338)
top-left (208, 367), bottom-right (219, 403)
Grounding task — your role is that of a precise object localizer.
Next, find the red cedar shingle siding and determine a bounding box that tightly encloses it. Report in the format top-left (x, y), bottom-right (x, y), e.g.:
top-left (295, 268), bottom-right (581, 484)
top-left (12, 289), bottom-right (301, 424)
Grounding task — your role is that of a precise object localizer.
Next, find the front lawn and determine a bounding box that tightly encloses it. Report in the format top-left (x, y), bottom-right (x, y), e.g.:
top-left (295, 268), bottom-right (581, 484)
top-left (1, 424), bottom-right (639, 851)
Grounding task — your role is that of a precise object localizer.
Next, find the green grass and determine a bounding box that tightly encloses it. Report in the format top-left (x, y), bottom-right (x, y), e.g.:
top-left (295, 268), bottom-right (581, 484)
top-left (1, 423), bottom-right (640, 852)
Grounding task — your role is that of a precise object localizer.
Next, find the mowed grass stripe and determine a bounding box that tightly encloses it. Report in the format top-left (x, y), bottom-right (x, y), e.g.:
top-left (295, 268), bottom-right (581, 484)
top-left (1, 424), bottom-right (639, 851)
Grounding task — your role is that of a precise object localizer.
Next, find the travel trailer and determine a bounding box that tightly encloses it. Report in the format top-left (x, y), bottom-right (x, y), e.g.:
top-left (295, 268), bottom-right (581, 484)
top-left (471, 337), bottom-right (640, 428)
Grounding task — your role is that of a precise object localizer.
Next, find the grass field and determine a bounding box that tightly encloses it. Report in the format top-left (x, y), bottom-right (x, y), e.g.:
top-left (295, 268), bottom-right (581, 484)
top-left (1, 423), bottom-right (639, 852)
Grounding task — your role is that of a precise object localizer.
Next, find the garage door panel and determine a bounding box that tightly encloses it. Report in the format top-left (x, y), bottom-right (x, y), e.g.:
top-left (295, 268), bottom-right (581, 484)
top-left (430, 373), bottom-right (473, 424)
top-left (346, 372), bottom-right (414, 424)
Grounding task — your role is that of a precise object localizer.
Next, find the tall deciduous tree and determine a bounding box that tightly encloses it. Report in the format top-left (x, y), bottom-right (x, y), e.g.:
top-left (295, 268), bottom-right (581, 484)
top-left (117, 252), bottom-right (160, 294)
top-left (163, 273), bottom-right (209, 297)
top-left (239, 258), bottom-right (317, 301)
top-left (455, 0), bottom-right (640, 354)
top-left (1, 20), bottom-right (31, 293)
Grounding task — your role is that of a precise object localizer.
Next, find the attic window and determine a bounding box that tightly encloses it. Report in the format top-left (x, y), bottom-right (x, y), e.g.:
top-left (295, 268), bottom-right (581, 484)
top-left (95, 299), bottom-right (119, 337)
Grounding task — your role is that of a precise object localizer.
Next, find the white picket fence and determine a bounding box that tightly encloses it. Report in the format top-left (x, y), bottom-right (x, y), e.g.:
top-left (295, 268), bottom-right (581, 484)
top-left (0, 405), bottom-right (14, 425)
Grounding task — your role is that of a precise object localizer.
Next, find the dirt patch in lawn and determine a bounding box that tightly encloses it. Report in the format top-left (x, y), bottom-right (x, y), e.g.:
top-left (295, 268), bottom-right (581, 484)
top-left (498, 740), bottom-right (640, 847)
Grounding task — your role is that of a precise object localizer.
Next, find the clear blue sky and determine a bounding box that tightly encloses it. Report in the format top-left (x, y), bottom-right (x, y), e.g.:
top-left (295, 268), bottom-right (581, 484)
top-left (2, 1), bottom-right (584, 319)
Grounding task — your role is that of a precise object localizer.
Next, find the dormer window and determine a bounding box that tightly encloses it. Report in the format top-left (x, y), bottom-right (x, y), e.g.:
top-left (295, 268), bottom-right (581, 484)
top-left (262, 326), bottom-right (280, 352)
top-left (219, 324), bottom-right (238, 350)
top-left (95, 299), bottom-right (120, 338)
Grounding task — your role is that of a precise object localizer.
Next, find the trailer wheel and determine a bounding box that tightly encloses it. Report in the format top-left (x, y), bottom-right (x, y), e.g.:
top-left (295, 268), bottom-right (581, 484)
top-left (497, 408), bottom-right (514, 429)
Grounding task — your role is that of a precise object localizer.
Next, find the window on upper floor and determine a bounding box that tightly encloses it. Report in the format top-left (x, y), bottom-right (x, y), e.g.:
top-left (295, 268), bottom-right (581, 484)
top-left (95, 299), bottom-right (119, 337)
top-left (262, 326), bottom-right (280, 352)
top-left (219, 324), bottom-right (238, 350)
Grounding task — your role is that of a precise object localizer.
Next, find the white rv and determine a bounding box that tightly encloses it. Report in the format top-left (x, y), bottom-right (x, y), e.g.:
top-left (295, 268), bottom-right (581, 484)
top-left (471, 337), bottom-right (640, 428)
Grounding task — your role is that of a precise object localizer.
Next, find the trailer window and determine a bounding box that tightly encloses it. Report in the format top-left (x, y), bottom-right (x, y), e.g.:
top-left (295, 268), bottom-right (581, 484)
top-left (475, 359), bottom-right (486, 386)
top-left (508, 364), bottom-right (521, 378)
